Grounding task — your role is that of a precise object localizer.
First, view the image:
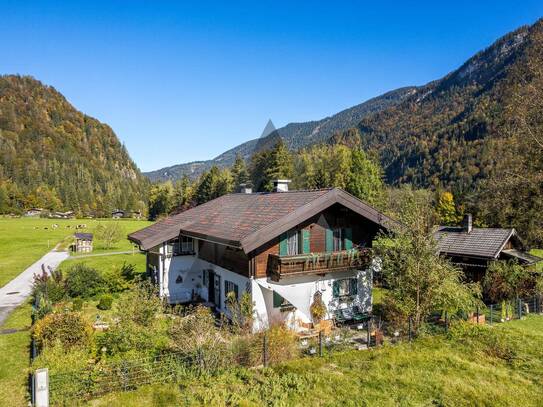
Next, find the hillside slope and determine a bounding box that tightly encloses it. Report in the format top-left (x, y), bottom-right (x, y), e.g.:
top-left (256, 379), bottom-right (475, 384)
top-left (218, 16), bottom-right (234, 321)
top-left (337, 22), bottom-right (535, 193)
top-left (0, 75), bottom-right (148, 215)
top-left (145, 86), bottom-right (417, 182)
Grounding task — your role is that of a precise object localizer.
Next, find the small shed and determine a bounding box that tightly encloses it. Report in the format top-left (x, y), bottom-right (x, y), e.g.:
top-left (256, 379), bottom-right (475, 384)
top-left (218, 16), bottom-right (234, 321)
top-left (73, 233), bottom-right (93, 253)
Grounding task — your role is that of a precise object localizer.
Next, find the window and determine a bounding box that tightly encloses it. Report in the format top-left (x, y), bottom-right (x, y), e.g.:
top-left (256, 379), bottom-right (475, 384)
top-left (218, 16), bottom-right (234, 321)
top-left (172, 236), bottom-right (194, 255)
top-left (180, 236), bottom-right (194, 253)
top-left (332, 278), bottom-right (358, 299)
top-left (224, 280), bottom-right (239, 302)
top-left (286, 230), bottom-right (299, 255)
top-left (326, 227), bottom-right (353, 252)
top-left (273, 291), bottom-right (294, 311)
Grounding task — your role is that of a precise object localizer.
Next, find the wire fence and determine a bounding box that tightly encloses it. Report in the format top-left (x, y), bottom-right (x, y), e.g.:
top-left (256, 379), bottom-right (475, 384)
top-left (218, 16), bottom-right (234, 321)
top-left (45, 296), bottom-right (542, 404)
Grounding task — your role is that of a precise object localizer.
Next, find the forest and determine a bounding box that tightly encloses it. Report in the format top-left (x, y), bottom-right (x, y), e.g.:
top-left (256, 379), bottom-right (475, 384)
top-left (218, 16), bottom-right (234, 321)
top-left (0, 75), bottom-right (148, 217)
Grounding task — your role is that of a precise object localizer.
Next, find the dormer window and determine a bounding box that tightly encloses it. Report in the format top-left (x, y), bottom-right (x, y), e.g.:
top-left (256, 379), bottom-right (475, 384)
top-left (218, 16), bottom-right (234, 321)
top-left (171, 236), bottom-right (195, 255)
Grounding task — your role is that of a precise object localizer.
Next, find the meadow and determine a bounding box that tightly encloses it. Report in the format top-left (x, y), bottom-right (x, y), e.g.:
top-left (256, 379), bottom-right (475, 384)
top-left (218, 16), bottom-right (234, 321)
top-left (0, 217), bottom-right (151, 287)
top-left (91, 316), bottom-right (543, 407)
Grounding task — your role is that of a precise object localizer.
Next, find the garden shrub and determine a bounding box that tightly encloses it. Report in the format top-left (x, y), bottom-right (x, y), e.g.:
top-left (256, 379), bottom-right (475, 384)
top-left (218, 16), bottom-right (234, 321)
top-left (72, 298), bottom-right (84, 311)
top-left (261, 324), bottom-right (300, 365)
top-left (32, 293), bottom-right (53, 320)
top-left (117, 282), bottom-right (163, 326)
top-left (448, 321), bottom-right (517, 362)
top-left (169, 305), bottom-right (232, 371)
top-left (33, 311), bottom-right (93, 351)
top-left (65, 263), bottom-right (106, 298)
top-left (97, 294), bottom-right (114, 310)
top-left (32, 266), bottom-right (66, 304)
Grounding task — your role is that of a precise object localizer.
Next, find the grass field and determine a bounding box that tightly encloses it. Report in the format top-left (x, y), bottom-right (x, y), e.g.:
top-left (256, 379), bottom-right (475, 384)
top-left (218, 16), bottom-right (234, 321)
top-left (90, 316), bottom-right (543, 406)
top-left (532, 249), bottom-right (543, 272)
top-left (0, 303), bottom-right (32, 406)
top-left (0, 217), bottom-right (151, 287)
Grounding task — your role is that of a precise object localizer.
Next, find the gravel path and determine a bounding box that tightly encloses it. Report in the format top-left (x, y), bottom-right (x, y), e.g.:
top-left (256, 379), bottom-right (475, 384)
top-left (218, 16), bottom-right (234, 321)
top-left (0, 250), bottom-right (69, 326)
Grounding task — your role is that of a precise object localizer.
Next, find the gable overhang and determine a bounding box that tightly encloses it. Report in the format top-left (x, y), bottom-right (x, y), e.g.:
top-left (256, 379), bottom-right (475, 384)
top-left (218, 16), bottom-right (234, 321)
top-left (240, 188), bottom-right (398, 254)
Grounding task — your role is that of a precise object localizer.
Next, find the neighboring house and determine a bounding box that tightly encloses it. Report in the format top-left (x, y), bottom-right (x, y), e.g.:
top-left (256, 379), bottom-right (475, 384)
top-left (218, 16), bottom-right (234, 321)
top-left (73, 233), bottom-right (93, 253)
top-left (112, 209), bottom-right (125, 219)
top-left (24, 208), bottom-right (44, 217)
top-left (52, 211), bottom-right (75, 219)
top-left (128, 182), bottom-right (396, 331)
top-left (435, 214), bottom-right (542, 281)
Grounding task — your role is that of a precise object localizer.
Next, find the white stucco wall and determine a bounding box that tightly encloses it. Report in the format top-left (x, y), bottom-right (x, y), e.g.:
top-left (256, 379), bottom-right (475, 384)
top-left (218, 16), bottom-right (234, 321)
top-left (252, 268), bottom-right (372, 332)
top-left (153, 240), bottom-right (251, 314)
top-left (150, 240), bottom-right (372, 333)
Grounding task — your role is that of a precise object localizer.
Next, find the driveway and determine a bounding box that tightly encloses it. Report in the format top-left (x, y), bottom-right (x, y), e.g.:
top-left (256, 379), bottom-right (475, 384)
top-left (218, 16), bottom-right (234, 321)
top-left (0, 250), bottom-right (69, 326)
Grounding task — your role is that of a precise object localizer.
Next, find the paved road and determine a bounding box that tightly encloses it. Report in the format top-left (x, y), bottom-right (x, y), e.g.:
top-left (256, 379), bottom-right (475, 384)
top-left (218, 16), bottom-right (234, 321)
top-left (0, 250), bottom-right (69, 326)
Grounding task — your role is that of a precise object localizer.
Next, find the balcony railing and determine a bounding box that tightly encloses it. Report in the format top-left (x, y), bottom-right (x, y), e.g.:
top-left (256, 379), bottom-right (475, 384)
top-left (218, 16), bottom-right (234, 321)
top-left (268, 247), bottom-right (372, 281)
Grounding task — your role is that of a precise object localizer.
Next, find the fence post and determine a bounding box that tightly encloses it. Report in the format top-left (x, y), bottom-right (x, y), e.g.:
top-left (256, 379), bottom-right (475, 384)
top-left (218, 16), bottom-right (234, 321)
top-left (366, 319), bottom-right (371, 347)
top-left (319, 331), bottom-right (323, 357)
top-left (489, 304), bottom-right (493, 325)
top-left (33, 368), bottom-right (49, 407)
top-left (444, 311), bottom-right (448, 333)
top-left (263, 333), bottom-right (268, 367)
top-left (517, 297), bottom-right (521, 319)
top-left (408, 317), bottom-right (412, 342)
top-left (476, 305), bottom-right (480, 325)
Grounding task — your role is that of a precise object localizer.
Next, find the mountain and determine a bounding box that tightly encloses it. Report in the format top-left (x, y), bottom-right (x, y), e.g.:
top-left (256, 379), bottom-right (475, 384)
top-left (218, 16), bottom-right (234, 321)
top-left (146, 19), bottom-right (543, 196)
top-left (144, 86), bottom-right (417, 182)
top-left (0, 75), bottom-right (148, 215)
top-left (335, 21), bottom-right (538, 194)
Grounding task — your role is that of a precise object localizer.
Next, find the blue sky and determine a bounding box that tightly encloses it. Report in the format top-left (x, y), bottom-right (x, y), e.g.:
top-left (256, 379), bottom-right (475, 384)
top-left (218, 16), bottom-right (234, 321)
top-left (1, 1), bottom-right (542, 172)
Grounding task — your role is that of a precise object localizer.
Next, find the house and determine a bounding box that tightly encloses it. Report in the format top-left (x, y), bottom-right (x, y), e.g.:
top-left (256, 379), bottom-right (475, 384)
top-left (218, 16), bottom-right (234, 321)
top-left (73, 232), bottom-right (93, 253)
top-left (435, 214), bottom-right (542, 282)
top-left (128, 182), bottom-right (396, 331)
top-left (52, 210), bottom-right (75, 219)
top-left (112, 209), bottom-right (125, 219)
top-left (24, 208), bottom-right (44, 217)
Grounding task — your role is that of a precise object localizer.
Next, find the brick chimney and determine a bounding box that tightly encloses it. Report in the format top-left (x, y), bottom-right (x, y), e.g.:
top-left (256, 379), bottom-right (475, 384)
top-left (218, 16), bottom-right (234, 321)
top-left (273, 179), bottom-right (291, 192)
top-left (462, 213), bottom-right (473, 233)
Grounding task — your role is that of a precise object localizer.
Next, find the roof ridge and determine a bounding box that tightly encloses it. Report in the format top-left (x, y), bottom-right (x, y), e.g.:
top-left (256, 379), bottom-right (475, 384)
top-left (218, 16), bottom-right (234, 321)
top-left (229, 187), bottom-right (334, 195)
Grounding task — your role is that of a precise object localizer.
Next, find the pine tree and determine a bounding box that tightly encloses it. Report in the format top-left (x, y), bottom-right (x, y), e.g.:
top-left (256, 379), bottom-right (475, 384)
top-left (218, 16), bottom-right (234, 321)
top-left (231, 154), bottom-right (249, 190)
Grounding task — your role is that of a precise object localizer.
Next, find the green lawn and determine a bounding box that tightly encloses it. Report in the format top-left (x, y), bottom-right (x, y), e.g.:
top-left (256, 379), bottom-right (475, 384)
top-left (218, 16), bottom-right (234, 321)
top-left (0, 217), bottom-right (151, 287)
top-left (531, 249), bottom-right (543, 272)
top-left (59, 252), bottom-right (147, 275)
top-left (0, 303), bottom-right (32, 407)
top-left (90, 316), bottom-right (543, 406)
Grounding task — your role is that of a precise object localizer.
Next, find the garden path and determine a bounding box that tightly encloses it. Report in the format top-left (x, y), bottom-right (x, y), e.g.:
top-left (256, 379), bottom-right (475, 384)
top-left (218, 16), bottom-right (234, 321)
top-left (0, 250), bottom-right (68, 326)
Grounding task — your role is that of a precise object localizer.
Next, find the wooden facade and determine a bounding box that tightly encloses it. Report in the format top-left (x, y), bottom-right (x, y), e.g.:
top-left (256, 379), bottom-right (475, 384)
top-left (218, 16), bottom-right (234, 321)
top-left (248, 204), bottom-right (379, 280)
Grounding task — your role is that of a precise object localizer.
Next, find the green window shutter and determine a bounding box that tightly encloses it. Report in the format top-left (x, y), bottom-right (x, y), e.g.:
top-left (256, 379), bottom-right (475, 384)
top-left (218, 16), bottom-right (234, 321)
top-left (302, 229), bottom-right (311, 254)
top-left (325, 228), bottom-right (334, 252)
top-left (273, 291), bottom-right (283, 308)
top-left (234, 284), bottom-right (239, 300)
top-left (332, 280), bottom-right (340, 298)
top-left (344, 228), bottom-right (353, 250)
top-left (279, 233), bottom-right (288, 256)
top-left (350, 278), bottom-right (358, 295)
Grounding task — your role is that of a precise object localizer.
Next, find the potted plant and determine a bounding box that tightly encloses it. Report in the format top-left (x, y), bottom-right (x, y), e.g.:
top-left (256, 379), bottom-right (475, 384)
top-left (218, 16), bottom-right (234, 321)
top-left (310, 291), bottom-right (327, 324)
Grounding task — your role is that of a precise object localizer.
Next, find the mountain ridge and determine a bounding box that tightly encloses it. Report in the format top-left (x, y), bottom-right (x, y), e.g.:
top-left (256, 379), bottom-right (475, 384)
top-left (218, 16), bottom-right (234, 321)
top-left (144, 86), bottom-right (418, 182)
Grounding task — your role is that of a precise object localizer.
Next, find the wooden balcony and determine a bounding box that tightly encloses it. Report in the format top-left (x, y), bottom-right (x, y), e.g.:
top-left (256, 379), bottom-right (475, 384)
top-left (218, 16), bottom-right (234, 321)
top-left (268, 248), bottom-right (372, 281)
